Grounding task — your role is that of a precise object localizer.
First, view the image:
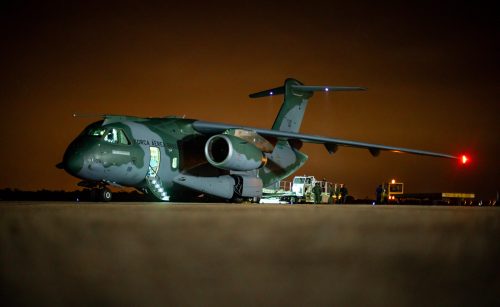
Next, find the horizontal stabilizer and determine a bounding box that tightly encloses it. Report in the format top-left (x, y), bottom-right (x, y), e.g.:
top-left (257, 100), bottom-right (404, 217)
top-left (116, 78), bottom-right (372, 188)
top-left (291, 85), bottom-right (367, 92)
top-left (249, 86), bottom-right (285, 98)
top-left (249, 84), bottom-right (365, 98)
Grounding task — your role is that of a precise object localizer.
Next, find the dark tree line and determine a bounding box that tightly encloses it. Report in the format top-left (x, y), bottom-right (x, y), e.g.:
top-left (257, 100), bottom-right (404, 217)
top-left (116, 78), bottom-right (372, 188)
top-left (0, 188), bottom-right (147, 202)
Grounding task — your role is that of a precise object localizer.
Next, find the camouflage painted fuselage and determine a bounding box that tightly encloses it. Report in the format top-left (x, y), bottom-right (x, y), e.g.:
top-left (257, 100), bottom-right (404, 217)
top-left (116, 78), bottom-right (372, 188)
top-left (62, 115), bottom-right (306, 201)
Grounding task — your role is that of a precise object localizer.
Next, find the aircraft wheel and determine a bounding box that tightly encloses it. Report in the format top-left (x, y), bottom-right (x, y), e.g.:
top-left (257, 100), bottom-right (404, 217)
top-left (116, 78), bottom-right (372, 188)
top-left (232, 197), bottom-right (244, 204)
top-left (101, 188), bottom-right (112, 202)
top-left (251, 197), bottom-right (261, 204)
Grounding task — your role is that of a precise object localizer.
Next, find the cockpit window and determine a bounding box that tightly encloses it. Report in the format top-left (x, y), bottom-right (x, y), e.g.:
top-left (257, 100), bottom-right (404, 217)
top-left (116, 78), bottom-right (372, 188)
top-left (88, 128), bottom-right (107, 137)
top-left (88, 126), bottom-right (130, 145)
top-left (103, 128), bottom-right (130, 145)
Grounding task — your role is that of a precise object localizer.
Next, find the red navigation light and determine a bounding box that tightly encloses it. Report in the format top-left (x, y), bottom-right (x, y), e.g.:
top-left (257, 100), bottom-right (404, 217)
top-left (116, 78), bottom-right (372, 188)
top-left (461, 154), bottom-right (469, 165)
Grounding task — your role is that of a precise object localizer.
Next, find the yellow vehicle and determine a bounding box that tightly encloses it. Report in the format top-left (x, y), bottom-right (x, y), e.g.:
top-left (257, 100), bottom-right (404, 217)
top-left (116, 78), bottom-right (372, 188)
top-left (382, 179), bottom-right (476, 205)
top-left (383, 179), bottom-right (404, 203)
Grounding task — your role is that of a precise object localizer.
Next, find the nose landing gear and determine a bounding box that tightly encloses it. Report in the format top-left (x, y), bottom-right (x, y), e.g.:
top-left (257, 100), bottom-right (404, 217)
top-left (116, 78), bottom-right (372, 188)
top-left (78, 181), bottom-right (113, 202)
top-left (89, 187), bottom-right (112, 202)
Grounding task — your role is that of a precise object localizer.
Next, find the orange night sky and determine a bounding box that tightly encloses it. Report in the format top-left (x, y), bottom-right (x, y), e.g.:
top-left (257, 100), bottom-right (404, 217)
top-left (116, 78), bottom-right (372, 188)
top-left (0, 1), bottom-right (498, 199)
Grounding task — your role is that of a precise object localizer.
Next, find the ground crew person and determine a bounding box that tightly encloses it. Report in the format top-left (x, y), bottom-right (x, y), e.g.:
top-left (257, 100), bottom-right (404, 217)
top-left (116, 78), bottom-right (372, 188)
top-left (334, 185), bottom-right (340, 204)
top-left (376, 184), bottom-right (383, 204)
top-left (381, 185), bottom-right (388, 204)
top-left (340, 184), bottom-right (348, 204)
top-left (313, 182), bottom-right (322, 204)
top-left (328, 183), bottom-right (334, 204)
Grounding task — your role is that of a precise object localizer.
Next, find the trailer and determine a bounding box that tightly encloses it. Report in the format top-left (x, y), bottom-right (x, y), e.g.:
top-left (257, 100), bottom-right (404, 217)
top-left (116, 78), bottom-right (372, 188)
top-left (395, 192), bottom-right (476, 205)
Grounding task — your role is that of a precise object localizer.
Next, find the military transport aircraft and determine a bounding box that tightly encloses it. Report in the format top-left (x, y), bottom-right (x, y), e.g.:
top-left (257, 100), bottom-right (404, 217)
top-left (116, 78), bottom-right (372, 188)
top-left (57, 78), bottom-right (466, 202)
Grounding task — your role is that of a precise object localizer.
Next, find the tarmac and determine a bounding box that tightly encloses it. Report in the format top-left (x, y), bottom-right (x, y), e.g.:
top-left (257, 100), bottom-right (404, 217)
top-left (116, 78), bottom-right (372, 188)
top-left (1, 202), bottom-right (499, 306)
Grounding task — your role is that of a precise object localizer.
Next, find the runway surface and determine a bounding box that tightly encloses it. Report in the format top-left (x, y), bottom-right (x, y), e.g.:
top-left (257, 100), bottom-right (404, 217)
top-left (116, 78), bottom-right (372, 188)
top-left (1, 202), bottom-right (499, 306)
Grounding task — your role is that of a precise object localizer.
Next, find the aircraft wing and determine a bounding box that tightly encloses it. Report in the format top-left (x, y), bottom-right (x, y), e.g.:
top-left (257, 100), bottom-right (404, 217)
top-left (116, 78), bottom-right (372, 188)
top-left (192, 121), bottom-right (457, 159)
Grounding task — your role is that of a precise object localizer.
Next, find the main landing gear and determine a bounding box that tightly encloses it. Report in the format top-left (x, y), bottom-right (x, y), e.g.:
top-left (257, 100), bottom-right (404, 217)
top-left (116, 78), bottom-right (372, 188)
top-left (229, 196), bottom-right (261, 204)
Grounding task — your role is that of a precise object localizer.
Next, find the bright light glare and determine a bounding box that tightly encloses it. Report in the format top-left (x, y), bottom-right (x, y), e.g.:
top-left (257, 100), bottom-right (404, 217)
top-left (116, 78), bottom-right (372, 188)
top-left (461, 155), bottom-right (469, 165)
top-left (325, 87), bottom-right (329, 92)
top-left (270, 91), bottom-right (273, 95)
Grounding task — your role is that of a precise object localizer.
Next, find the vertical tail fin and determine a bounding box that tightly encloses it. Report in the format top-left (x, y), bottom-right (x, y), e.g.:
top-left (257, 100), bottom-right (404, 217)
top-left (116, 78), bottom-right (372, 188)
top-left (249, 78), bottom-right (366, 132)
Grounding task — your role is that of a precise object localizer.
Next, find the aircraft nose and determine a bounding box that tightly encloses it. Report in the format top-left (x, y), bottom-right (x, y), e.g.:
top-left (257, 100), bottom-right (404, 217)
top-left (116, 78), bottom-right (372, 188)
top-left (60, 144), bottom-right (85, 177)
top-left (64, 154), bottom-right (84, 177)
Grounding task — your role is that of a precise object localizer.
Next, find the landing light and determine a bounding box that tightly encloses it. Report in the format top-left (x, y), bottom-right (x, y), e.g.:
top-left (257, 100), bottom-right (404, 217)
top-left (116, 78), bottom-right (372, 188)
top-left (325, 88), bottom-right (329, 92)
top-left (270, 91), bottom-right (274, 95)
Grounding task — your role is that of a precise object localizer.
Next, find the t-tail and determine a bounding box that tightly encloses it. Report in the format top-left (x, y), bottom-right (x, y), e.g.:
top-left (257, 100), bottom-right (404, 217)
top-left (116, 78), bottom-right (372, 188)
top-left (249, 78), bottom-right (366, 132)
top-left (249, 78), bottom-right (365, 186)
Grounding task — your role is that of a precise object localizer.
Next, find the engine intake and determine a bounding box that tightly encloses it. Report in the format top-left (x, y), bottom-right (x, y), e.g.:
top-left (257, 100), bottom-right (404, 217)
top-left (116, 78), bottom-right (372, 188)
top-left (205, 134), bottom-right (267, 171)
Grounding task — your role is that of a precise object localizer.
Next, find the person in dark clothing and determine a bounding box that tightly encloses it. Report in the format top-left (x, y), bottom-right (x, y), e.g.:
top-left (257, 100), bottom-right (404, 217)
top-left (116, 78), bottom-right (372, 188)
top-left (328, 183), bottom-right (334, 204)
top-left (313, 182), bottom-right (322, 204)
top-left (376, 184), bottom-right (383, 204)
top-left (340, 184), bottom-right (348, 204)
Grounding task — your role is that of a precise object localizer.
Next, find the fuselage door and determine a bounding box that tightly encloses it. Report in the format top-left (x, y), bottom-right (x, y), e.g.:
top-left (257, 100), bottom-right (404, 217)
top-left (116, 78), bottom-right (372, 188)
top-left (148, 147), bottom-right (161, 177)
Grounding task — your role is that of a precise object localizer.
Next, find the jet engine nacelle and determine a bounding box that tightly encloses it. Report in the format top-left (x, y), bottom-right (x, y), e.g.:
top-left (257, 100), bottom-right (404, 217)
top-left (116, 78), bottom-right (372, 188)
top-left (205, 134), bottom-right (267, 171)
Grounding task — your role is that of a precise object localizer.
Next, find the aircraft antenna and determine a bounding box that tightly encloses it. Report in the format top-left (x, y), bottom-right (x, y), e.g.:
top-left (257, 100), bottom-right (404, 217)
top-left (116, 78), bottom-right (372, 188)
top-left (73, 113), bottom-right (106, 118)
